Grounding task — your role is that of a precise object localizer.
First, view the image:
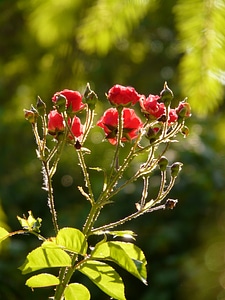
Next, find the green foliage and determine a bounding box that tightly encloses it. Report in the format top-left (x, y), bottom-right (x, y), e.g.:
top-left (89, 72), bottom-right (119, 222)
top-left (79, 260), bottom-right (126, 300)
top-left (26, 273), bottom-right (60, 288)
top-left (76, 0), bottom-right (158, 55)
top-left (19, 247), bottom-right (72, 274)
top-left (91, 241), bottom-right (147, 283)
top-left (17, 223), bottom-right (147, 299)
top-left (55, 227), bottom-right (88, 254)
top-left (174, 0), bottom-right (225, 114)
top-left (0, 227), bottom-right (9, 243)
top-left (64, 283), bottom-right (90, 300)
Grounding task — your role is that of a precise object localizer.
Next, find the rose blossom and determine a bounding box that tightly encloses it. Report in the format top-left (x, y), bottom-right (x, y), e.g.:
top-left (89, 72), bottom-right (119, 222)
top-left (52, 89), bottom-right (85, 113)
top-left (176, 101), bottom-right (191, 119)
top-left (107, 84), bottom-right (143, 107)
top-left (48, 110), bottom-right (64, 135)
top-left (168, 109), bottom-right (178, 124)
top-left (97, 108), bottom-right (143, 145)
top-left (68, 116), bottom-right (83, 140)
top-left (139, 94), bottom-right (165, 119)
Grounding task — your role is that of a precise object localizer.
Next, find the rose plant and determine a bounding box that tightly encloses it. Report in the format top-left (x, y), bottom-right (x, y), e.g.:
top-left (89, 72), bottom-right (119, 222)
top-left (0, 82), bottom-right (191, 300)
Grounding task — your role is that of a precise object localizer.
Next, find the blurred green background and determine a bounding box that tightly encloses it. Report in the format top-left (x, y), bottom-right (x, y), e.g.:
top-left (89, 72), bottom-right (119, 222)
top-left (1, 0), bottom-right (225, 299)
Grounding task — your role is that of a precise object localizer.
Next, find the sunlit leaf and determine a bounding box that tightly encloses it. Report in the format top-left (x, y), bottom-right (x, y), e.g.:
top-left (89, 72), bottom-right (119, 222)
top-left (26, 273), bottom-right (60, 288)
top-left (19, 246), bottom-right (71, 274)
top-left (91, 241), bottom-right (147, 284)
top-left (56, 227), bottom-right (88, 255)
top-left (79, 260), bottom-right (126, 300)
top-left (113, 241), bottom-right (147, 281)
top-left (0, 227), bottom-right (9, 243)
top-left (92, 230), bottom-right (137, 240)
top-left (64, 283), bottom-right (90, 300)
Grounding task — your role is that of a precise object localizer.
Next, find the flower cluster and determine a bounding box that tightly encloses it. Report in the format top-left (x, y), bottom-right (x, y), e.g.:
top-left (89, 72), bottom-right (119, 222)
top-left (48, 89), bottom-right (84, 141)
top-left (20, 82), bottom-right (192, 300)
top-left (25, 83), bottom-right (191, 147)
top-left (98, 83), bottom-right (191, 145)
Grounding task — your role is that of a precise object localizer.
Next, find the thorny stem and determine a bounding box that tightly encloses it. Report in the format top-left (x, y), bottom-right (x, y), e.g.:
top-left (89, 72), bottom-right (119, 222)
top-left (156, 170), bottom-right (167, 201)
top-left (140, 176), bottom-right (149, 208)
top-left (42, 160), bottom-right (59, 234)
top-left (109, 107), bottom-right (124, 179)
top-left (32, 123), bottom-right (42, 157)
top-left (82, 107), bottom-right (95, 144)
top-left (76, 149), bottom-right (95, 205)
top-left (158, 176), bottom-right (176, 202)
top-left (91, 204), bottom-right (166, 234)
top-left (105, 142), bottom-right (169, 202)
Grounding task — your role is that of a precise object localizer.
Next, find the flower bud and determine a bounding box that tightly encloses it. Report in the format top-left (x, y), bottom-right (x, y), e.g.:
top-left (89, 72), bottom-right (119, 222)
top-left (176, 101), bottom-right (191, 119)
top-left (158, 156), bottom-right (169, 171)
top-left (181, 125), bottom-right (189, 137)
top-left (160, 82), bottom-right (173, 107)
top-left (145, 124), bottom-right (162, 143)
top-left (83, 82), bottom-right (98, 110)
top-left (24, 106), bottom-right (38, 124)
top-left (48, 110), bottom-right (65, 136)
top-left (170, 162), bottom-right (183, 177)
top-left (36, 96), bottom-right (46, 116)
top-left (54, 94), bottom-right (67, 113)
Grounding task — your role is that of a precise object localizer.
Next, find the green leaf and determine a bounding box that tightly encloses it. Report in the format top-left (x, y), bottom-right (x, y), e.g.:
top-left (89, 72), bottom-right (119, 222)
top-left (113, 242), bottom-right (147, 282)
top-left (56, 227), bottom-right (88, 255)
top-left (26, 273), bottom-right (60, 288)
top-left (19, 246), bottom-right (71, 274)
top-left (91, 241), bottom-right (147, 284)
top-left (79, 260), bottom-right (126, 300)
top-left (93, 230), bottom-right (137, 240)
top-left (64, 283), bottom-right (90, 300)
top-left (0, 227), bottom-right (9, 243)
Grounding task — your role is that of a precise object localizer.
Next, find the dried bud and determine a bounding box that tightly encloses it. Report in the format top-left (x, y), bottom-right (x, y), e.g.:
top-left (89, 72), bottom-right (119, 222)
top-left (181, 125), bottom-right (189, 138)
top-left (170, 162), bottom-right (183, 177)
top-left (160, 82), bottom-right (173, 107)
top-left (24, 106), bottom-right (38, 124)
top-left (165, 199), bottom-right (178, 209)
top-left (158, 156), bottom-right (168, 171)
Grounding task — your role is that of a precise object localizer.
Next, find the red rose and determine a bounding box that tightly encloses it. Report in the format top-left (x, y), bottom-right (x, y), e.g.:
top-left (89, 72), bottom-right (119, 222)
top-left (176, 102), bottom-right (191, 118)
top-left (48, 110), bottom-right (64, 135)
top-left (139, 94), bottom-right (165, 119)
top-left (69, 116), bottom-right (83, 139)
top-left (97, 108), bottom-right (143, 145)
top-left (52, 89), bottom-right (85, 113)
top-left (107, 84), bottom-right (143, 107)
top-left (168, 109), bottom-right (178, 124)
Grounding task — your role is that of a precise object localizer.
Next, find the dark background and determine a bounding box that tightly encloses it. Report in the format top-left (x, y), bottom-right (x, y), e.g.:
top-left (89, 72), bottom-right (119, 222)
top-left (1, 0), bottom-right (225, 299)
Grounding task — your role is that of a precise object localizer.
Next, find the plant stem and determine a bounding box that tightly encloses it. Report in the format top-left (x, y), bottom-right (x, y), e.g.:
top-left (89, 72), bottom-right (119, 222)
top-left (42, 160), bottom-right (59, 234)
top-left (91, 204), bottom-right (166, 233)
top-left (109, 107), bottom-right (123, 180)
top-left (77, 149), bottom-right (95, 205)
top-left (54, 202), bottom-right (101, 300)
